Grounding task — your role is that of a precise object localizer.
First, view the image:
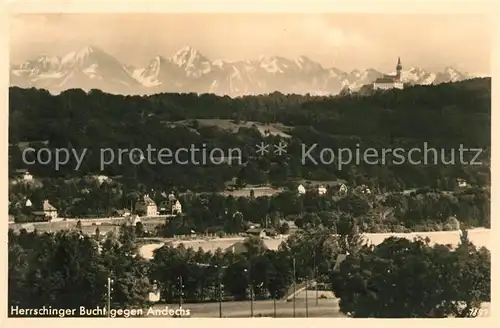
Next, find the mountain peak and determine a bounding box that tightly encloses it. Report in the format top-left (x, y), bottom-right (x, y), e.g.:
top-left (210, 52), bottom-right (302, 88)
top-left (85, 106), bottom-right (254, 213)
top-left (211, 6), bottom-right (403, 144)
top-left (172, 46), bottom-right (201, 58)
top-left (145, 55), bottom-right (169, 73)
top-left (177, 45), bottom-right (196, 53)
top-left (444, 66), bottom-right (459, 73)
top-left (10, 45), bottom-right (474, 96)
top-left (296, 55), bottom-right (312, 62)
top-left (153, 55), bottom-right (168, 62)
top-left (77, 45), bottom-right (104, 57)
top-left (60, 45), bottom-right (109, 67)
top-left (34, 55), bottom-right (60, 67)
top-left (169, 46), bottom-right (212, 78)
top-left (294, 55), bottom-right (323, 71)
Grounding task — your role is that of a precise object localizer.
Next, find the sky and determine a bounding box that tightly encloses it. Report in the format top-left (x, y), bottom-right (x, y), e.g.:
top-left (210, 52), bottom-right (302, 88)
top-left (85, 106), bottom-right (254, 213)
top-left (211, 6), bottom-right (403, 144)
top-left (9, 13), bottom-right (494, 74)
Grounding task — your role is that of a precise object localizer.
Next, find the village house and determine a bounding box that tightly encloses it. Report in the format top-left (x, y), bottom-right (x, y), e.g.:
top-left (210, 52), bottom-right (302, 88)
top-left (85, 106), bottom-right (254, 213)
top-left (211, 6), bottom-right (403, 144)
top-left (32, 200), bottom-right (58, 221)
top-left (158, 192), bottom-right (182, 215)
top-left (95, 175), bottom-right (111, 184)
top-left (158, 200), bottom-right (170, 215)
top-left (21, 170), bottom-right (33, 182)
top-left (11, 169), bottom-right (34, 184)
top-left (111, 208), bottom-right (131, 217)
top-left (318, 185), bottom-right (327, 195)
top-left (172, 200), bottom-right (182, 215)
top-left (148, 282), bottom-right (161, 303)
top-left (246, 227), bottom-right (275, 238)
top-left (457, 178), bottom-right (468, 188)
top-left (358, 184), bottom-right (371, 194)
top-left (247, 221), bottom-right (261, 229)
top-left (339, 183), bottom-right (348, 195)
top-left (126, 215), bottom-right (141, 226)
top-left (135, 195), bottom-right (158, 217)
top-left (246, 227), bottom-right (266, 238)
top-left (297, 184), bottom-right (306, 195)
top-left (226, 241), bottom-right (249, 255)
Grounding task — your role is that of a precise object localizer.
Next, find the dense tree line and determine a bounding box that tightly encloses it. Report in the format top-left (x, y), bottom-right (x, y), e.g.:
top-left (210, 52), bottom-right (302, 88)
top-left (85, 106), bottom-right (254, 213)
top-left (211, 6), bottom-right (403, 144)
top-left (9, 174), bottom-right (490, 232)
top-left (7, 79), bottom-right (491, 317)
top-left (8, 224), bottom-right (490, 317)
top-left (331, 232), bottom-right (490, 317)
top-left (8, 226), bottom-right (151, 316)
top-left (9, 79), bottom-right (490, 194)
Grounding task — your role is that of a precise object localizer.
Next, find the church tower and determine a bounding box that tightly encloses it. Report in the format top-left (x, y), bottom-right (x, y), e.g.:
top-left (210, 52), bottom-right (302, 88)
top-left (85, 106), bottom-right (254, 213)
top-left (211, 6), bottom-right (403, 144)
top-left (396, 57), bottom-right (402, 81)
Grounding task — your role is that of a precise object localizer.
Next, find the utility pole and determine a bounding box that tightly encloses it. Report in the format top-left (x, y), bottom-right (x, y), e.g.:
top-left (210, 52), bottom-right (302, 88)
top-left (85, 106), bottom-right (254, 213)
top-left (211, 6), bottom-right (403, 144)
top-left (178, 276), bottom-right (183, 307)
top-left (244, 267), bottom-right (253, 317)
top-left (219, 282), bottom-right (223, 318)
top-left (305, 277), bottom-right (309, 318)
top-left (292, 257), bottom-right (296, 318)
top-left (107, 277), bottom-right (114, 318)
top-left (250, 267), bottom-right (254, 318)
top-left (314, 251), bottom-right (318, 306)
top-left (217, 266), bottom-right (223, 318)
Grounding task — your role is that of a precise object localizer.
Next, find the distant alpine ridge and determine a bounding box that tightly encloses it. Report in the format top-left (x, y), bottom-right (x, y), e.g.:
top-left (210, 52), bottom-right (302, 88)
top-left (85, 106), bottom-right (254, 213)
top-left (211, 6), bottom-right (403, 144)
top-left (10, 45), bottom-right (476, 96)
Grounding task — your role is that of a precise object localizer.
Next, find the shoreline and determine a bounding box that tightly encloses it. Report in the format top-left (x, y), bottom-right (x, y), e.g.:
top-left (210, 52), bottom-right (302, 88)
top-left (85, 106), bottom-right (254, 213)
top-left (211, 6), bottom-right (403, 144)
top-left (139, 228), bottom-right (491, 260)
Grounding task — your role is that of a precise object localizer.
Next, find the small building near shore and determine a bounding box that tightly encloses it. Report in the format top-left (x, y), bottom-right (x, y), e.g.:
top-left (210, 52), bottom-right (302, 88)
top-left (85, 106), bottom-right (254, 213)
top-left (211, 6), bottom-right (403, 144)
top-left (32, 200), bottom-right (58, 221)
top-left (297, 184), bottom-right (306, 195)
top-left (246, 227), bottom-right (266, 238)
top-left (136, 195), bottom-right (158, 217)
top-left (111, 208), bottom-right (131, 217)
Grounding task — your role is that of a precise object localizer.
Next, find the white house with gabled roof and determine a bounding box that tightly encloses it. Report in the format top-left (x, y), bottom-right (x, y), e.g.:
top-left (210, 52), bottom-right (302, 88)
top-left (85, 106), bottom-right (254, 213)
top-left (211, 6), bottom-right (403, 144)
top-left (297, 184), bottom-right (306, 195)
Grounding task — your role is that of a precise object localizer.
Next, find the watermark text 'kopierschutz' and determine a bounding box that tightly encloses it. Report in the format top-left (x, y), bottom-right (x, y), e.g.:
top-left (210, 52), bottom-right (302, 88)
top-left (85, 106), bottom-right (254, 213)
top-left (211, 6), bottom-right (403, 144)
top-left (301, 143), bottom-right (483, 169)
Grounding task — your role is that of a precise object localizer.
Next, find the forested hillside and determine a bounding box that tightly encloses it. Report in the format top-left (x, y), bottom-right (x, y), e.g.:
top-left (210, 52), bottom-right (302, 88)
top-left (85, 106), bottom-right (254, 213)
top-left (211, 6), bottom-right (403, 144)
top-left (8, 79), bottom-right (491, 231)
top-left (9, 78), bottom-right (491, 191)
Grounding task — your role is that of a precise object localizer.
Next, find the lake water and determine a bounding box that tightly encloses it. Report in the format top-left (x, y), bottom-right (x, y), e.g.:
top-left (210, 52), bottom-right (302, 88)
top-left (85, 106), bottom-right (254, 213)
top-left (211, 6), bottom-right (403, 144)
top-left (139, 228), bottom-right (490, 260)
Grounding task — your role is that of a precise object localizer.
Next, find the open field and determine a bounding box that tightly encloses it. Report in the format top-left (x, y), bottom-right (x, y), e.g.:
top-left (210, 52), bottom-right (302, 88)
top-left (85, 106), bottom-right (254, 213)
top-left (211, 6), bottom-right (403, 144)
top-left (146, 298), bottom-right (342, 318)
top-left (180, 186), bottom-right (285, 198)
top-left (170, 119), bottom-right (293, 139)
top-left (219, 186), bottom-right (284, 198)
top-left (139, 228), bottom-right (490, 259)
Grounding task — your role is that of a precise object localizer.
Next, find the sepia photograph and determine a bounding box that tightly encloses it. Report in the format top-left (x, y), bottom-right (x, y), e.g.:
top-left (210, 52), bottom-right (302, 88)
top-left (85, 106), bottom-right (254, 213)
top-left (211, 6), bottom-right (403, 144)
top-left (6, 8), bottom-right (493, 320)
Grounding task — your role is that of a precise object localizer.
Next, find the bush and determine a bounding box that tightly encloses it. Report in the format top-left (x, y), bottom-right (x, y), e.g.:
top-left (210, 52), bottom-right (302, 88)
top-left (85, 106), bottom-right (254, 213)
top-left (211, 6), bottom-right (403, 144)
top-left (446, 217), bottom-right (460, 230)
top-left (393, 225), bottom-right (406, 233)
top-left (443, 223), bottom-right (454, 231)
top-left (414, 224), bottom-right (429, 232)
top-left (433, 223), bottom-right (443, 231)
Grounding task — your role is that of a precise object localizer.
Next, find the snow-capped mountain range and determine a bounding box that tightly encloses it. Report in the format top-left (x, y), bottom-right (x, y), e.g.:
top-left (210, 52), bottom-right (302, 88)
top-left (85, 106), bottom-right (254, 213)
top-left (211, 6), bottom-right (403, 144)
top-left (10, 45), bottom-right (475, 96)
